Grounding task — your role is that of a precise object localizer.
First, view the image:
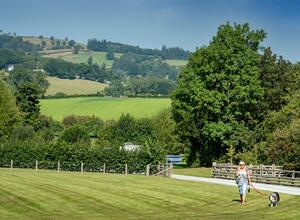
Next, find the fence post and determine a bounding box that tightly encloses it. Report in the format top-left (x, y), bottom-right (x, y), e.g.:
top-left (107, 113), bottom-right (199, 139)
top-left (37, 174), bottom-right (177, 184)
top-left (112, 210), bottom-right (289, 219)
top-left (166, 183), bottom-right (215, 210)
top-left (10, 159), bottom-right (13, 172)
top-left (292, 171), bottom-right (295, 185)
top-left (162, 164), bottom-right (165, 176)
top-left (272, 164), bottom-right (275, 177)
top-left (103, 163), bottom-right (105, 174)
top-left (57, 161), bottom-right (60, 173)
top-left (35, 160), bottom-right (38, 173)
top-left (169, 163), bottom-right (173, 176)
top-left (157, 163), bottom-right (160, 176)
top-left (125, 164), bottom-right (128, 175)
top-left (212, 162), bottom-right (216, 177)
top-left (260, 164), bottom-right (263, 176)
top-left (146, 164), bottom-right (150, 176)
top-left (81, 162), bottom-right (83, 173)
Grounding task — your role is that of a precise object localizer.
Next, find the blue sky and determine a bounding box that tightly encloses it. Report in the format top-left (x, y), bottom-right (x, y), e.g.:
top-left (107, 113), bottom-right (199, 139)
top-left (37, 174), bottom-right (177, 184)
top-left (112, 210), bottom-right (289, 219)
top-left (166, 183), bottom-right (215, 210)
top-left (1, 0), bottom-right (300, 61)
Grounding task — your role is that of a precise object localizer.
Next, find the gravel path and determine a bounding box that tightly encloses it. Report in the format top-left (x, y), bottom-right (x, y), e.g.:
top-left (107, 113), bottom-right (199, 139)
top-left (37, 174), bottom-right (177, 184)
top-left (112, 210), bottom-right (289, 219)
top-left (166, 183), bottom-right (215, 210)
top-left (171, 174), bottom-right (300, 195)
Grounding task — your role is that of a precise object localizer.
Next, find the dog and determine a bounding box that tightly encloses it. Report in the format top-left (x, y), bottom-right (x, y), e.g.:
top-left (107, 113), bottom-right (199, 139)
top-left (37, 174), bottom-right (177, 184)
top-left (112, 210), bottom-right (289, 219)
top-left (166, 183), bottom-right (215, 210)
top-left (269, 192), bottom-right (280, 207)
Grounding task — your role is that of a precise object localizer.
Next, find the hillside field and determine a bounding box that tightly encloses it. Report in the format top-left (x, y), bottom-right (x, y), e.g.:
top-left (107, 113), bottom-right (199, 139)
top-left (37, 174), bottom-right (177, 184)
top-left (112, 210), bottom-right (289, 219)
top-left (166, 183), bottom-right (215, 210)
top-left (43, 51), bottom-right (122, 67)
top-left (0, 168), bottom-right (299, 220)
top-left (40, 97), bottom-right (171, 121)
top-left (45, 76), bottom-right (108, 96)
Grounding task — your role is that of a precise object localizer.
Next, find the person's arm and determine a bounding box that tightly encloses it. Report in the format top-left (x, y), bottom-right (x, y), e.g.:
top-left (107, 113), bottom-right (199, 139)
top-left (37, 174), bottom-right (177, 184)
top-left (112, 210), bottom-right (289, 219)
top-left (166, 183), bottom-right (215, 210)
top-left (247, 168), bottom-right (251, 184)
top-left (236, 167), bottom-right (240, 177)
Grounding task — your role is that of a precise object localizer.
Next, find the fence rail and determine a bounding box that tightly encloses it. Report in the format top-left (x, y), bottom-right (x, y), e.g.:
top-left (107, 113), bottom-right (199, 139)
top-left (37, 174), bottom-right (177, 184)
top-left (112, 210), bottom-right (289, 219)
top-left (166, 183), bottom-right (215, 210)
top-left (212, 162), bottom-right (300, 187)
top-left (0, 160), bottom-right (173, 177)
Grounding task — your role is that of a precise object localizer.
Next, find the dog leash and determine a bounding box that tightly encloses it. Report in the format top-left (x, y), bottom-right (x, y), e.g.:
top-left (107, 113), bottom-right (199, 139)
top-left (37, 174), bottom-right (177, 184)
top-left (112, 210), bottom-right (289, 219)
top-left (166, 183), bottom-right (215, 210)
top-left (249, 183), bottom-right (269, 196)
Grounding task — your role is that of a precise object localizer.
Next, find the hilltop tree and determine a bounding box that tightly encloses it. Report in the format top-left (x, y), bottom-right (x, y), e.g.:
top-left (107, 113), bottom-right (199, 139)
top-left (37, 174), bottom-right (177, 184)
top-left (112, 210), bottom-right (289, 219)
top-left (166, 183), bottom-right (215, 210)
top-left (41, 40), bottom-right (47, 48)
top-left (68, 40), bottom-right (76, 48)
top-left (87, 55), bottom-right (94, 65)
top-left (73, 45), bottom-right (80, 54)
top-left (106, 50), bottom-right (115, 60)
top-left (172, 23), bottom-right (266, 166)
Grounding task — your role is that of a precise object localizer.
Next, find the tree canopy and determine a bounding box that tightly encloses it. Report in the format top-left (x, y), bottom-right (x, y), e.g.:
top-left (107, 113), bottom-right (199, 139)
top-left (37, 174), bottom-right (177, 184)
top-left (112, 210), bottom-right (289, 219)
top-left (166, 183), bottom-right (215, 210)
top-left (172, 23), bottom-right (266, 166)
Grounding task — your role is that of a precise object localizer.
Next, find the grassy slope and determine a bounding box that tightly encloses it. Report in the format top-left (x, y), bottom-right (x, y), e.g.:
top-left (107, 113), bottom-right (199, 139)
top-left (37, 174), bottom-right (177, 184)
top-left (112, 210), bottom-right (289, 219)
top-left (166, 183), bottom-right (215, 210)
top-left (40, 97), bottom-right (171, 121)
top-left (23, 36), bottom-right (86, 50)
top-left (43, 51), bottom-right (122, 68)
top-left (163, 59), bottom-right (188, 67)
top-left (45, 76), bottom-right (108, 96)
top-left (0, 169), bottom-right (299, 220)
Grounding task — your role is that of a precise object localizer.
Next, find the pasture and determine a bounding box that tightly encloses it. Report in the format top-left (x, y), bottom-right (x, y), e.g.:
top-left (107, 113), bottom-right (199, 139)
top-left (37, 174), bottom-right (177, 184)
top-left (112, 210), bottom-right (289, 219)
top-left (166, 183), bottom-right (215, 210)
top-left (40, 97), bottom-right (171, 121)
top-left (0, 168), bottom-right (299, 220)
top-left (43, 51), bottom-right (122, 67)
top-left (163, 59), bottom-right (188, 67)
top-left (45, 76), bottom-right (108, 96)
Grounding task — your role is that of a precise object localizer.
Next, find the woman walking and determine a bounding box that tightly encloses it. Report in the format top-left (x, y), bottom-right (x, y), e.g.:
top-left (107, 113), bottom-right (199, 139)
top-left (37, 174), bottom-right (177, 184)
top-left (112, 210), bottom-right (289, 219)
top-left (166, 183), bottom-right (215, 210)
top-left (236, 161), bottom-right (251, 204)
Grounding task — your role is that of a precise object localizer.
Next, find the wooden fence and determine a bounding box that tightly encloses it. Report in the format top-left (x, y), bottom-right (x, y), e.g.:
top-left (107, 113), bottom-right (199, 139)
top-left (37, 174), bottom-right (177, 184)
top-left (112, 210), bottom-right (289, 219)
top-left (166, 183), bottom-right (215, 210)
top-left (212, 162), bottom-right (300, 187)
top-left (2, 160), bottom-right (173, 177)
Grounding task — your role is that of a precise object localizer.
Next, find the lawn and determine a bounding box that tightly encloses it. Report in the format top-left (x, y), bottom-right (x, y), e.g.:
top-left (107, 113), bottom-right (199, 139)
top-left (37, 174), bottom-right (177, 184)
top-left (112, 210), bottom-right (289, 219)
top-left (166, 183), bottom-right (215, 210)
top-left (173, 166), bottom-right (213, 178)
top-left (40, 97), bottom-right (171, 121)
top-left (0, 168), bottom-right (299, 220)
top-left (45, 76), bottom-right (108, 96)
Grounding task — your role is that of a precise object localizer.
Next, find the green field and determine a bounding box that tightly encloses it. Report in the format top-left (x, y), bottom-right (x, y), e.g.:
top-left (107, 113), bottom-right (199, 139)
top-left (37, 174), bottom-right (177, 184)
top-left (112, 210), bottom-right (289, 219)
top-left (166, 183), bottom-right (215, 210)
top-left (40, 97), bottom-right (171, 121)
top-left (0, 169), bottom-right (299, 220)
top-left (45, 76), bottom-right (108, 96)
top-left (43, 51), bottom-right (122, 67)
top-left (163, 59), bottom-right (188, 67)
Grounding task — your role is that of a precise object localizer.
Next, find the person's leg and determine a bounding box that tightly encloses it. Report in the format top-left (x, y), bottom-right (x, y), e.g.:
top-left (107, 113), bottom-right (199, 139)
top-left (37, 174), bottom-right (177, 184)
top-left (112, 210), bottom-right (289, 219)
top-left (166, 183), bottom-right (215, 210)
top-left (239, 186), bottom-right (244, 203)
top-left (241, 184), bottom-right (247, 203)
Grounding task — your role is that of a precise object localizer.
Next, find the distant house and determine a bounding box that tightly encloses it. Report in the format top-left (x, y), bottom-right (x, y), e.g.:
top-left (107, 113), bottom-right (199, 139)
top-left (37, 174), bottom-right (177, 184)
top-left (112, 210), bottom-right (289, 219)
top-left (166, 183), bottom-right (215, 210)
top-left (33, 68), bottom-right (45, 73)
top-left (166, 155), bottom-right (183, 164)
top-left (6, 64), bottom-right (14, 71)
top-left (121, 142), bottom-right (142, 151)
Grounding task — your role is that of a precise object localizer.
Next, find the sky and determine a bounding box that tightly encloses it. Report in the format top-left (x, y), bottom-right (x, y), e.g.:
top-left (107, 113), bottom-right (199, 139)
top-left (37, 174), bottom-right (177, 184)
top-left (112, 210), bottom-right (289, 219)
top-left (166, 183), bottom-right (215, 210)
top-left (1, 0), bottom-right (300, 62)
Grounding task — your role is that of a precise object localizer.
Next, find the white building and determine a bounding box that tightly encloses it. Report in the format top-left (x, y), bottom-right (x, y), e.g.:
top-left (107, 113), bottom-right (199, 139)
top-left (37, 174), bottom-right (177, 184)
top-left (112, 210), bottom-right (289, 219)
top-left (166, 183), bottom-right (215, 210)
top-left (121, 142), bottom-right (142, 151)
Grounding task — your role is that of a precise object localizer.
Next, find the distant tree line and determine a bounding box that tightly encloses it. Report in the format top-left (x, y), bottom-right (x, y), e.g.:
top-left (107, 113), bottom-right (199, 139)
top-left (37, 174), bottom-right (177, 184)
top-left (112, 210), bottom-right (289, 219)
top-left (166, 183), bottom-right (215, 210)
top-left (87, 38), bottom-right (190, 60)
top-left (112, 52), bottom-right (179, 79)
top-left (0, 33), bottom-right (42, 52)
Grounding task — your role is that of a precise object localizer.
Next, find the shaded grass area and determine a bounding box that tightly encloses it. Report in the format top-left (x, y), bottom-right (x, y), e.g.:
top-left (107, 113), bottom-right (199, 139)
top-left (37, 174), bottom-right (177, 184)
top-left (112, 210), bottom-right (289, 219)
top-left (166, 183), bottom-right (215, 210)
top-left (173, 166), bottom-right (213, 178)
top-left (40, 97), bottom-right (171, 121)
top-left (0, 168), bottom-right (299, 220)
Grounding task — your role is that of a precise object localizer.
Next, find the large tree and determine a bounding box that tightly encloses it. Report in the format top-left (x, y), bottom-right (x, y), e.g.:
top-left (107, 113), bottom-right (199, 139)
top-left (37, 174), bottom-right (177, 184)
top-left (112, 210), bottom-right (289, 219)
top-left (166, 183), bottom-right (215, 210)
top-left (172, 23), bottom-right (266, 166)
top-left (0, 80), bottom-right (20, 138)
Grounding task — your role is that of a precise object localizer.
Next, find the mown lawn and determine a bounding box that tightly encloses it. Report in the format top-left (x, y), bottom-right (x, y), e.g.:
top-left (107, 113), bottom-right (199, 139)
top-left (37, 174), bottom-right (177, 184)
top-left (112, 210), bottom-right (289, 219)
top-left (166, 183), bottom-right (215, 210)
top-left (40, 97), bottom-right (171, 121)
top-left (173, 166), bottom-right (213, 178)
top-left (0, 168), bottom-right (299, 220)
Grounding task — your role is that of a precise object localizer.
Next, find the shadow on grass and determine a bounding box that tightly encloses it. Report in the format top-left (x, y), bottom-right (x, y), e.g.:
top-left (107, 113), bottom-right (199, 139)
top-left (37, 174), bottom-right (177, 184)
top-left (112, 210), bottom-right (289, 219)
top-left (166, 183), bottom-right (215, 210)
top-left (232, 199), bottom-right (241, 203)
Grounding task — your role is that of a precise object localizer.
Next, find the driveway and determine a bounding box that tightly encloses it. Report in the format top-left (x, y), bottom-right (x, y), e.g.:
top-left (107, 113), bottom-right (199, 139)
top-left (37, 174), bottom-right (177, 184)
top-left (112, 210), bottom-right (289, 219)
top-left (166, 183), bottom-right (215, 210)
top-left (171, 174), bottom-right (300, 195)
